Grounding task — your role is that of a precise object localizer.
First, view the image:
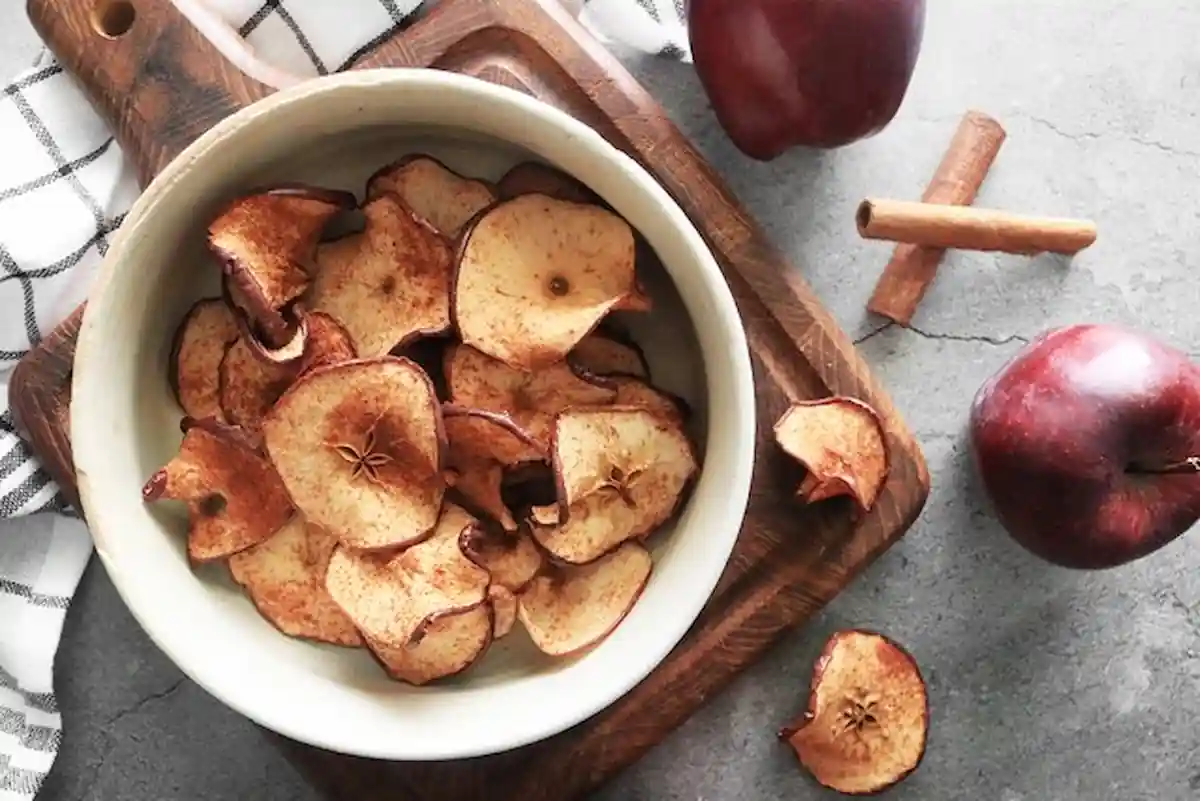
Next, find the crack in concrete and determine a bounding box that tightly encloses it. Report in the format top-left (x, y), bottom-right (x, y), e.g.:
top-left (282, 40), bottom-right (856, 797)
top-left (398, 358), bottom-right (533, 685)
top-left (853, 320), bottom-right (1028, 348)
top-left (1020, 112), bottom-right (1200, 158)
top-left (70, 678), bottom-right (188, 801)
top-left (854, 321), bottom-right (894, 345)
top-left (1169, 591), bottom-right (1200, 641)
top-left (905, 324), bottom-right (1030, 347)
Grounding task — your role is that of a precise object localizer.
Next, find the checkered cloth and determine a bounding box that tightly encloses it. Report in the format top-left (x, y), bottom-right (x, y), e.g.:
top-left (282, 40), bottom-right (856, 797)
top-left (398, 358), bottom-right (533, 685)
top-left (0, 0), bottom-right (689, 796)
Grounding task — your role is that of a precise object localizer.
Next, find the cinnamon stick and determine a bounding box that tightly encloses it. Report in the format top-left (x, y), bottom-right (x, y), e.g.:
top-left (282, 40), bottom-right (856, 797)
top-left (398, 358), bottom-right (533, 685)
top-left (857, 199), bottom-right (1097, 255)
top-left (866, 110), bottom-right (1007, 324)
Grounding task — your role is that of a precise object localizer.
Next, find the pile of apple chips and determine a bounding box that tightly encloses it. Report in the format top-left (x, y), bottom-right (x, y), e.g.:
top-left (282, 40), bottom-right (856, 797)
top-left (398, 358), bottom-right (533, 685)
top-left (142, 157), bottom-right (701, 685)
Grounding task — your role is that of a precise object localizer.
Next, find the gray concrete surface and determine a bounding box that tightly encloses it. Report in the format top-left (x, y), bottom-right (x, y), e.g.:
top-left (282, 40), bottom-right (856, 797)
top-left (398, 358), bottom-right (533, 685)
top-left (6, 1), bottom-right (1200, 799)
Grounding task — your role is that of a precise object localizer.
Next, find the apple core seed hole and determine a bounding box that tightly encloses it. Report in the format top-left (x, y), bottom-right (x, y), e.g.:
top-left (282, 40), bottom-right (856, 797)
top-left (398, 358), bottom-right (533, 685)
top-left (91, 0), bottom-right (136, 39)
top-left (198, 493), bottom-right (227, 517)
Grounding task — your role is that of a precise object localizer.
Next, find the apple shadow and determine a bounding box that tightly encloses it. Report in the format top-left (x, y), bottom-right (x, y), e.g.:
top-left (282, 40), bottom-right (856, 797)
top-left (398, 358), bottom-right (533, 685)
top-left (914, 433), bottom-right (1099, 784)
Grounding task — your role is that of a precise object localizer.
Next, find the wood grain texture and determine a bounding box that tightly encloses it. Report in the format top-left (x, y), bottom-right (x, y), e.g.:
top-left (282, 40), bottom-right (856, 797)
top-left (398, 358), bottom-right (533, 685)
top-left (12, 0), bottom-right (931, 799)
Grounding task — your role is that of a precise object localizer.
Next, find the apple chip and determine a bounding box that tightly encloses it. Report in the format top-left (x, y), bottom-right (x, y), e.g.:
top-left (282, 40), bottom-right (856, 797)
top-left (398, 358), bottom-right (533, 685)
top-left (366, 155), bottom-right (497, 237)
top-left (568, 333), bottom-right (649, 379)
top-left (489, 585), bottom-right (518, 639)
top-left (312, 192), bottom-right (454, 357)
top-left (533, 407), bottom-right (698, 565)
top-left (773, 397), bottom-right (890, 515)
top-left (262, 357), bottom-right (446, 550)
top-left (528, 504), bottom-right (560, 528)
top-left (324, 503), bottom-right (490, 650)
top-left (364, 604), bottom-right (493, 686)
top-left (458, 523), bottom-right (543, 593)
top-left (219, 311), bottom-right (356, 434)
top-left (779, 630), bottom-right (928, 795)
top-left (443, 406), bottom-right (541, 529)
top-left (496, 161), bottom-right (600, 205)
top-left (609, 376), bottom-right (688, 423)
top-left (453, 194), bottom-right (637, 371)
top-left (443, 405), bottom-right (541, 472)
top-left (228, 515), bottom-right (362, 647)
top-left (142, 419), bottom-right (293, 563)
top-left (170, 298), bottom-right (239, 421)
top-left (517, 541), bottom-right (652, 656)
top-left (209, 186), bottom-right (355, 346)
top-left (445, 344), bottom-right (615, 456)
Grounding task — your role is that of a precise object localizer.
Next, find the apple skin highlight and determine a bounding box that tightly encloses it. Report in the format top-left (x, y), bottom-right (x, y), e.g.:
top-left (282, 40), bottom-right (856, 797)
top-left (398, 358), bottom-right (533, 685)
top-left (969, 324), bottom-right (1200, 570)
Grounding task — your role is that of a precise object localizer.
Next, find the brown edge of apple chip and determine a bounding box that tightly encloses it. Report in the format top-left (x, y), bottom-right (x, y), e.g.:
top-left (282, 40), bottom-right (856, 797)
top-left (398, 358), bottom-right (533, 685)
top-left (565, 331), bottom-right (652, 379)
top-left (457, 521), bottom-right (544, 595)
top-left (361, 600), bottom-right (497, 686)
top-left (496, 161), bottom-right (604, 206)
top-left (442, 404), bottom-right (542, 454)
top-left (773, 396), bottom-right (892, 516)
top-left (405, 522), bottom-right (495, 648)
top-left (777, 628), bottom-right (930, 796)
top-left (218, 268), bottom-right (295, 352)
top-left (241, 304), bottom-right (311, 367)
top-left (167, 296), bottom-right (235, 412)
top-left (364, 153), bottom-right (498, 202)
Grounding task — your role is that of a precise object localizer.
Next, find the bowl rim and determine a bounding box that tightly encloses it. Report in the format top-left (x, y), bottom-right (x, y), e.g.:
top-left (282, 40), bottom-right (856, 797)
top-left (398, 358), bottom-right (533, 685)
top-left (71, 67), bottom-right (757, 760)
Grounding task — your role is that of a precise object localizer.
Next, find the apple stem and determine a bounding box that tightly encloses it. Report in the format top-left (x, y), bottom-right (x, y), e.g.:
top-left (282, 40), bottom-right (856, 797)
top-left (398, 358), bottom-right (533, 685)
top-left (1127, 456), bottom-right (1200, 475)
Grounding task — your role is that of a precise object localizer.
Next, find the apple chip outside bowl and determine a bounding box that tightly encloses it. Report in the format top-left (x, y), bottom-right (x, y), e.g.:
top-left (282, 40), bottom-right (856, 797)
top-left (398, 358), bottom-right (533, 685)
top-left (69, 69), bottom-right (756, 761)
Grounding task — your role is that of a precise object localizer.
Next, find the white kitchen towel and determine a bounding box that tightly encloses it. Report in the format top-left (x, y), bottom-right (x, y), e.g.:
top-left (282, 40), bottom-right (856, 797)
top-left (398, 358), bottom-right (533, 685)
top-left (0, 0), bottom-right (689, 796)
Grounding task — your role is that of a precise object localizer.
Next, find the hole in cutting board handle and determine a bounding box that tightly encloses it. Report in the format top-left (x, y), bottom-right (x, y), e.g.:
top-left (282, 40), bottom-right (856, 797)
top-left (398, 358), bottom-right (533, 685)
top-left (91, 0), bottom-right (136, 39)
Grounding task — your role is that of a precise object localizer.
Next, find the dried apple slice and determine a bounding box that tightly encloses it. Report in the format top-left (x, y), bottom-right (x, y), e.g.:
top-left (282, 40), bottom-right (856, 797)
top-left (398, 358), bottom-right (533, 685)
top-left (779, 630), bottom-right (928, 795)
top-left (533, 407), bottom-right (698, 565)
top-left (568, 333), bottom-right (649, 379)
top-left (219, 311), bottom-right (356, 434)
top-left (445, 344), bottom-right (615, 456)
top-left (228, 515), bottom-right (362, 647)
top-left (142, 418), bottom-right (293, 563)
top-left (443, 406), bottom-right (541, 529)
top-left (609, 376), bottom-right (689, 423)
top-left (443, 406), bottom-right (541, 476)
top-left (312, 192), bottom-right (454, 357)
top-left (458, 523), bottom-right (543, 593)
top-left (773, 398), bottom-right (890, 515)
top-left (209, 186), bottom-right (355, 346)
top-left (366, 155), bottom-right (497, 237)
top-left (169, 298), bottom-right (239, 421)
top-left (517, 541), bottom-right (652, 656)
top-left (495, 162), bottom-right (600, 205)
top-left (489, 585), bottom-right (518, 639)
top-left (528, 504), bottom-right (560, 528)
top-left (364, 604), bottom-right (493, 686)
top-left (324, 503), bottom-right (490, 651)
top-left (453, 194), bottom-right (637, 371)
top-left (261, 357), bottom-right (446, 550)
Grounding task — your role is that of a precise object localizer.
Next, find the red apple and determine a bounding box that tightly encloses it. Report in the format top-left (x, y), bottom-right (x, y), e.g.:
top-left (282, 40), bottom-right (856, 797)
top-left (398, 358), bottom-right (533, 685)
top-left (970, 324), bottom-right (1200, 570)
top-left (686, 0), bottom-right (927, 159)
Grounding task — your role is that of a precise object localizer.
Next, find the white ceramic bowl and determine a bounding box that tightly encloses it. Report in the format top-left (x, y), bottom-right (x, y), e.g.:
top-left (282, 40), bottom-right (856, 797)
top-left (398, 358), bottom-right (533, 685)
top-left (71, 69), bottom-right (755, 761)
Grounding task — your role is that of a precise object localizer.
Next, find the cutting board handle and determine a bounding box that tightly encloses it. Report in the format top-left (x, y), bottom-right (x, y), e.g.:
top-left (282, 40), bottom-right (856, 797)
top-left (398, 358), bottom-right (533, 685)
top-left (28, 0), bottom-right (277, 186)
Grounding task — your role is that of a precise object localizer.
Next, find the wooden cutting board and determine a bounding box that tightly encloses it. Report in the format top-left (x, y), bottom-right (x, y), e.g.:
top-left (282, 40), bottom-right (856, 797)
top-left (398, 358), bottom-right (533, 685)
top-left (13, 0), bottom-right (931, 798)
